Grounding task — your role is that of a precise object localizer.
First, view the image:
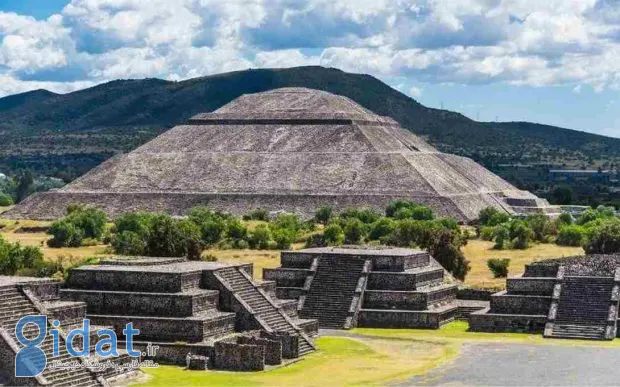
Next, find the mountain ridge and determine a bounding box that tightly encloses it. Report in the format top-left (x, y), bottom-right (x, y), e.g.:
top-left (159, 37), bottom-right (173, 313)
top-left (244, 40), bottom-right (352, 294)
top-left (0, 66), bottom-right (618, 181)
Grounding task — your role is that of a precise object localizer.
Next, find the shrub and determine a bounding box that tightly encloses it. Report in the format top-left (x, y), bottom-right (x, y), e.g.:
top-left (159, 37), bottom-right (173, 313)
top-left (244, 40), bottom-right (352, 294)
top-left (584, 219), bottom-right (620, 254)
top-left (187, 207), bottom-right (229, 246)
top-left (47, 220), bottom-right (84, 248)
top-left (114, 212), bottom-right (154, 239)
top-left (428, 228), bottom-right (470, 280)
top-left (314, 206), bottom-right (333, 225)
top-left (492, 225), bottom-right (509, 250)
top-left (144, 214), bottom-right (189, 257)
top-left (368, 217), bottom-right (395, 240)
top-left (304, 234), bottom-right (327, 248)
top-left (244, 208), bottom-right (269, 221)
top-left (178, 219), bottom-right (203, 260)
top-left (387, 201), bottom-right (434, 221)
top-left (323, 224), bottom-right (345, 245)
top-left (343, 218), bottom-right (365, 244)
top-left (271, 228), bottom-right (296, 249)
top-left (596, 205), bottom-right (616, 218)
top-left (508, 220), bottom-right (533, 249)
top-left (0, 193), bottom-right (13, 206)
top-left (525, 214), bottom-right (555, 243)
top-left (112, 231), bottom-right (146, 255)
top-left (556, 225), bottom-right (585, 247)
top-left (226, 219), bottom-right (248, 241)
top-left (248, 225), bottom-right (272, 249)
top-left (576, 208), bottom-right (599, 225)
top-left (478, 207), bottom-right (509, 226)
top-left (65, 205), bottom-right (107, 239)
top-left (0, 237), bottom-right (45, 276)
top-left (339, 208), bottom-right (381, 224)
top-left (479, 226), bottom-right (498, 241)
top-left (487, 258), bottom-right (510, 278)
top-left (556, 213), bottom-right (573, 227)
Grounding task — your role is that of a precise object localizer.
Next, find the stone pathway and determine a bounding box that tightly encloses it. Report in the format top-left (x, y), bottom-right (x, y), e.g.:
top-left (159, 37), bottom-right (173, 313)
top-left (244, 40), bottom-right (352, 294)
top-left (406, 343), bottom-right (620, 386)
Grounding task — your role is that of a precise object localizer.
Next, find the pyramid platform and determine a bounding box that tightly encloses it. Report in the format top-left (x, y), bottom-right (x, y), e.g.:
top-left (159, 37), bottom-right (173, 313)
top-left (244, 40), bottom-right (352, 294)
top-left (3, 88), bottom-right (558, 222)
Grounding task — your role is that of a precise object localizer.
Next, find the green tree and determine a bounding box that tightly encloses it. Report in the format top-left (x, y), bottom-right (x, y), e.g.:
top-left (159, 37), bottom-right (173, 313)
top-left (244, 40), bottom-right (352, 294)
top-left (556, 225), bottom-right (585, 247)
top-left (550, 185), bottom-right (573, 205)
top-left (144, 214), bottom-right (188, 257)
top-left (487, 258), bottom-right (510, 278)
top-left (248, 225), bottom-right (272, 249)
top-left (323, 224), bottom-right (345, 245)
top-left (0, 193), bottom-right (13, 206)
top-left (584, 219), bottom-right (620, 254)
top-left (47, 220), bottom-right (84, 248)
top-left (343, 218), bottom-right (365, 244)
top-left (314, 206), bottom-right (333, 225)
top-left (112, 231), bottom-right (146, 255)
top-left (15, 170), bottom-right (34, 202)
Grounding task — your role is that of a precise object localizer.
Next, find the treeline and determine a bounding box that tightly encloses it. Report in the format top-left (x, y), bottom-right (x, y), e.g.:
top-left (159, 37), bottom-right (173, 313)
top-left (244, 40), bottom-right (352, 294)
top-left (46, 201), bottom-right (471, 280)
top-left (478, 206), bottom-right (620, 254)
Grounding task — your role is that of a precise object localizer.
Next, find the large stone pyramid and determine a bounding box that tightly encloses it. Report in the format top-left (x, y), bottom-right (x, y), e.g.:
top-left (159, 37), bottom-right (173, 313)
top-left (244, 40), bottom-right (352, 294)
top-left (4, 88), bottom-right (557, 222)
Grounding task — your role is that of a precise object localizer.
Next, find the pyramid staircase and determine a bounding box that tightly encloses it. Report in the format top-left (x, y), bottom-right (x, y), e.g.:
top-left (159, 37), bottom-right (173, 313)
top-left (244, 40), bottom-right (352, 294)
top-left (299, 256), bottom-right (369, 329)
top-left (216, 267), bottom-right (315, 356)
top-left (546, 273), bottom-right (619, 340)
top-left (0, 284), bottom-right (101, 387)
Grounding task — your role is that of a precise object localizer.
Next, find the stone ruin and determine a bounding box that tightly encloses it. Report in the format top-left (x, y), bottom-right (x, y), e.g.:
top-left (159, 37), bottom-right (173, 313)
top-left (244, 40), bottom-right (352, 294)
top-left (0, 257), bottom-right (319, 385)
top-left (264, 246), bottom-right (480, 329)
top-left (3, 87), bottom-right (558, 223)
top-left (469, 254), bottom-right (620, 340)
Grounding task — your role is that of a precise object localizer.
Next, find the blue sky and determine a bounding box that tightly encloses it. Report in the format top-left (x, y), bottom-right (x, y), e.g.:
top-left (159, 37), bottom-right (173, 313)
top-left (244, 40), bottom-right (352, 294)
top-left (0, 0), bottom-right (619, 138)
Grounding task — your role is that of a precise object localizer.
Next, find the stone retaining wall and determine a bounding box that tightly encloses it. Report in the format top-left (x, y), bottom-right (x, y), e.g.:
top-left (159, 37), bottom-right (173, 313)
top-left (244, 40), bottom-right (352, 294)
top-left (213, 341), bottom-right (265, 371)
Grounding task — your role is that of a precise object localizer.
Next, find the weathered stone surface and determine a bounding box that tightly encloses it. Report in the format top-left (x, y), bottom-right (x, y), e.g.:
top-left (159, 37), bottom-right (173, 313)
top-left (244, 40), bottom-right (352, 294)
top-left (2, 88), bottom-right (556, 222)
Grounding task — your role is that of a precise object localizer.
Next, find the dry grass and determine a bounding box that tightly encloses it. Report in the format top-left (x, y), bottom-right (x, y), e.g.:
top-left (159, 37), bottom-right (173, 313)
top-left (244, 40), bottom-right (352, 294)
top-left (204, 249), bottom-right (281, 280)
top-left (462, 239), bottom-right (583, 290)
top-left (0, 218), bottom-right (111, 266)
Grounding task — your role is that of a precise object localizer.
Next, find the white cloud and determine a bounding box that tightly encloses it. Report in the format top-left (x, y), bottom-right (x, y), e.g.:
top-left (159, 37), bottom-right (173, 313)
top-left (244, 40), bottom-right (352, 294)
top-left (0, 0), bottom-right (619, 96)
top-left (408, 86), bottom-right (422, 97)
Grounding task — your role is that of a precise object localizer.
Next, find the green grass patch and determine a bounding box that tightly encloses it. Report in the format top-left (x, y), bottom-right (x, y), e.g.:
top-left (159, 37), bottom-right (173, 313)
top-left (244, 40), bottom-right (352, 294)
top-left (135, 336), bottom-right (456, 387)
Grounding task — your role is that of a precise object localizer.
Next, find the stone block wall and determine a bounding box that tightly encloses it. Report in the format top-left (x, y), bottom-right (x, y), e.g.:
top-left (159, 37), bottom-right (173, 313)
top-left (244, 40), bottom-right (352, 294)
top-left (238, 336), bottom-right (282, 365)
top-left (67, 268), bottom-right (202, 293)
top-left (506, 278), bottom-right (555, 295)
top-left (490, 291), bottom-right (552, 315)
top-left (367, 269), bottom-right (443, 290)
top-left (213, 341), bottom-right (265, 371)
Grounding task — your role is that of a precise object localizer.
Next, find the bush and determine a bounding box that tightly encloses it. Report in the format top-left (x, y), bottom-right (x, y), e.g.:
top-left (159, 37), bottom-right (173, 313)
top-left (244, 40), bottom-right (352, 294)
top-left (112, 231), bottom-right (146, 255)
top-left (508, 220), bottom-right (533, 249)
top-left (187, 207), bottom-right (229, 246)
top-left (304, 234), bottom-right (327, 248)
top-left (340, 208), bottom-right (381, 224)
top-left (203, 254), bottom-right (218, 262)
top-left (248, 225), bottom-right (272, 249)
top-left (0, 193), bottom-right (13, 206)
top-left (584, 219), bottom-right (620, 254)
top-left (525, 214), bottom-right (555, 243)
top-left (0, 237), bottom-right (45, 276)
top-left (479, 226), bottom-right (498, 241)
top-left (492, 226), bottom-right (509, 250)
top-left (343, 218), bottom-right (365, 244)
top-left (64, 205), bottom-right (107, 239)
top-left (487, 258), bottom-right (510, 278)
top-left (314, 206), bottom-right (333, 225)
top-left (368, 217), bottom-right (395, 240)
top-left (226, 219), bottom-right (248, 241)
top-left (576, 208), bottom-right (599, 225)
top-left (323, 224), bottom-right (345, 245)
top-left (271, 228), bottom-right (296, 249)
top-left (478, 207), bottom-right (509, 226)
top-left (178, 219), bottom-right (203, 260)
top-left (387, 201), bottom-right (434, 221)
top-left (556, 225), bottom-right (585, 247)
top-left (244, 208), bottom-right (269, 221)
top-left (428, 228), bottom-right (470, 280)
top-left (47, 220), bottom-right (84, 248)
top-left (144, 214), bottom-right (190, 257)
top-left (556, 213), bottom-right (573, 227)
top-left (114, 212), bottom-right (154, 238)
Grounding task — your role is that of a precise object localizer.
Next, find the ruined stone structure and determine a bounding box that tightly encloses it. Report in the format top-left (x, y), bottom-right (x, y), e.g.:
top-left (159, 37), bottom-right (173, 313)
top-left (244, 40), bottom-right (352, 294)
top-left (4, 88), bottom-right (557, 223)
top-left (469, 254), bottom-right (620, 340)
top-left (0, 276), bottom-right (132, 386)
top-left (264, 246), bottom-right (465, 329)
top-left (59, 257), bottom-right (317, 369)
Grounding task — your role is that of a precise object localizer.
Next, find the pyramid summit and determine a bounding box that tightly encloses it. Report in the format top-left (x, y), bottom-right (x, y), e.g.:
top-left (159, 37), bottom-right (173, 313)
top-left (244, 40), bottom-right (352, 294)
top-left (4, 87), bottom-right (557, 222)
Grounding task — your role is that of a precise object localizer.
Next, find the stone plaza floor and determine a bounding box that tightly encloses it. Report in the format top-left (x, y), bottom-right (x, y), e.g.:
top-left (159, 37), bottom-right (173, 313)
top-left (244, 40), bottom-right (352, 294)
top-left (406, 342), bottom-right (620, 386)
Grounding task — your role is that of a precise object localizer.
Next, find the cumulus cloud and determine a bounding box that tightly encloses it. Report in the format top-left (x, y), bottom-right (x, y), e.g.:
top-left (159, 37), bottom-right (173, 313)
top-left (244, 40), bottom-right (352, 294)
top-left (1, 0), bottom-right (620, 97)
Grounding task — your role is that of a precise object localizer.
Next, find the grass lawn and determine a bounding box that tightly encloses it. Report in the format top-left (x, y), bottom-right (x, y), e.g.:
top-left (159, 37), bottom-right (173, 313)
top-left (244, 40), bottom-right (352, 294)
top-left (135, 322), bottom-right (620, 387)
top-left (135, 335), bottom-right (456, 387)
top-left (462, 239), bottom-right (583, 290)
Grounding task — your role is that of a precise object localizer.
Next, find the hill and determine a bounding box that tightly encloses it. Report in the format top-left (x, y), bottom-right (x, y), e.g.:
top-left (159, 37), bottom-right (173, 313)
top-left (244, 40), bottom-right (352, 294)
top-left (0, 66), bottom-right (618, 183)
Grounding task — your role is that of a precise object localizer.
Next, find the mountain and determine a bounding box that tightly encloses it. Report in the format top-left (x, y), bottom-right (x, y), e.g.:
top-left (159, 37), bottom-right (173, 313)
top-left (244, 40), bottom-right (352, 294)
top-left (0, 66), bottom-right (618, 182)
